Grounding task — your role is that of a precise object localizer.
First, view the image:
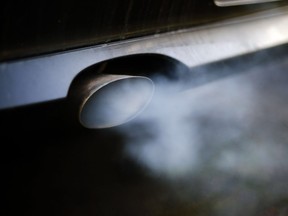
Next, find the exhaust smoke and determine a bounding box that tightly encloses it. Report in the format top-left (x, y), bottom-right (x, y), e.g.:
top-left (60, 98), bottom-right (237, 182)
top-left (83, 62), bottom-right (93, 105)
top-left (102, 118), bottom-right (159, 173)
top-left (117, 59), bottom-right (288, 215)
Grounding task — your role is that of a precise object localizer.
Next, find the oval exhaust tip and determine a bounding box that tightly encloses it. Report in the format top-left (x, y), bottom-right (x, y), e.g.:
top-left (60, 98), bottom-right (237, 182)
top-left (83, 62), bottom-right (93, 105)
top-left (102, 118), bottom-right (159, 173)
top-left (79, 75), bottom-right (154, 129)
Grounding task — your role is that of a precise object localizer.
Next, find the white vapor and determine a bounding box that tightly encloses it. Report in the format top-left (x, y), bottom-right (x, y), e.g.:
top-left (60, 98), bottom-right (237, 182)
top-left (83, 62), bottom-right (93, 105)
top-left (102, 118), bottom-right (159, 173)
top-left (118, 63), bottom-right (288, 215)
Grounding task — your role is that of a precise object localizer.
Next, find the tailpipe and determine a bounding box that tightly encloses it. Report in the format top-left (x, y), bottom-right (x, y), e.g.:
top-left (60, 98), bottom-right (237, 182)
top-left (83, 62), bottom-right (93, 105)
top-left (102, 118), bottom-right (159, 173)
top-left (68, 73), bottom-right (154, 129)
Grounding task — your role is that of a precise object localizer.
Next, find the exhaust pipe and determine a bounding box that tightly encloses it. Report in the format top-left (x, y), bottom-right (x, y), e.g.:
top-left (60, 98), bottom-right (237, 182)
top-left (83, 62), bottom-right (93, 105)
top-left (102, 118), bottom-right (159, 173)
top-left (69, 73), bottom-right (154, 129)
top-left (67, 54), bottom-right (190, 129)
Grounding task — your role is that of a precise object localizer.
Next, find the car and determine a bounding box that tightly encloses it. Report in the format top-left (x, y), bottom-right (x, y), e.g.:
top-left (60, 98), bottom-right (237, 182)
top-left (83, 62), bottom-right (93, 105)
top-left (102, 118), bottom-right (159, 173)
top-left (1, 1), bottom-right (288, 216)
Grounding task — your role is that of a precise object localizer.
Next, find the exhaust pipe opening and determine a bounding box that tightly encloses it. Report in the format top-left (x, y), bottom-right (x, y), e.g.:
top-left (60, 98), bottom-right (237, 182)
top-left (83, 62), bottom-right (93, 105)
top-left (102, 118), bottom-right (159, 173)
top-left (78, 74), bottom-right (154, 129)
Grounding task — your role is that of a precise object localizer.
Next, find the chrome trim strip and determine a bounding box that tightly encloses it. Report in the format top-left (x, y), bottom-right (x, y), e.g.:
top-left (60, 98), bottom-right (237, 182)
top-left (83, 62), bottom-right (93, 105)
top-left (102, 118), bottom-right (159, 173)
top-left (214, 0), bottom-right (282, 7)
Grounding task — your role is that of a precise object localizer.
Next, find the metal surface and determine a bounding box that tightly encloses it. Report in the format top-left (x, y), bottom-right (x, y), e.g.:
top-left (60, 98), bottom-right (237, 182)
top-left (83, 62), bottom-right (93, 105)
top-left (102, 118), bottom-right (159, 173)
top-left (0, 5), bottom-right (288, 110)
top-left (68, 74), bottom-right (154, 129)
top-left (214, 0), bottom-right (282, 7)
top-left (1, 0), bottom-right (286, 61)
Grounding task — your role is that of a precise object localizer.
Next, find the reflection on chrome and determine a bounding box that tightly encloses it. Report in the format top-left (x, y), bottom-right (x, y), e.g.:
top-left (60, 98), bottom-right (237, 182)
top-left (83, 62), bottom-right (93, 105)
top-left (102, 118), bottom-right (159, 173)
top-left (215, 0), bottom-right (282, 7)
